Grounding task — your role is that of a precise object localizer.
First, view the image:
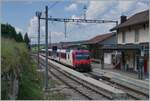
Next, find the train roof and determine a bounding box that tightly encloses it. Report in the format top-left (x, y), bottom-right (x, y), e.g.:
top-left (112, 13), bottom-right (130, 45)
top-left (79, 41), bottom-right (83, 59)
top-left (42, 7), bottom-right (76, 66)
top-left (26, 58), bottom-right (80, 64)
top-left (41, 48), bottom-right (89, 53)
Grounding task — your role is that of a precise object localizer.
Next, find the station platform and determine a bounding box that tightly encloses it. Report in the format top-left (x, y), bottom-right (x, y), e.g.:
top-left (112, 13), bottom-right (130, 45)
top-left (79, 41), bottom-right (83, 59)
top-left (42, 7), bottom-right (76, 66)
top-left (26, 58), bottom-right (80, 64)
top-left (39, 55), bottom-right (127, 99)
top-left (91, 63), bottom-right (149, 95)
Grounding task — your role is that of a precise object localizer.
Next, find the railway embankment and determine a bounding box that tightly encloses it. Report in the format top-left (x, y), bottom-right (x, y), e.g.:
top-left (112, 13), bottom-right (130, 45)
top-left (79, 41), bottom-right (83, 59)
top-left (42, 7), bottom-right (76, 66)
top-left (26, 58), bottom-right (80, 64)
top-left (1, 38), bottom-right (43, 100)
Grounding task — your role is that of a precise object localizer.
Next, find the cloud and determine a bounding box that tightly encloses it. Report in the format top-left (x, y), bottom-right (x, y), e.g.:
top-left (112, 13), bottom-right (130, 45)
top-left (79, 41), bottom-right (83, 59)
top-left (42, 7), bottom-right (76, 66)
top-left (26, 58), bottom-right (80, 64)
top-left (129, 1), bottom-right (149, 15)
top-left (65, 3), bottom-right (77, 11)
top-left (15, 26), bottom-right (24, 33)
top-left (28, 16), bottom-right (46, 44)
top-left (15, 26), bottom-right (25, 37)
top-left (117, 0), bottom-right (137, 14)
top-left (86, 1), bottom-right (115, 19)
top-left (28, 16), bottom-right (38, 38)
top-left (51, 31), bottom-right (64, 36)
top-left (28, 0), bottom-right (149, 44)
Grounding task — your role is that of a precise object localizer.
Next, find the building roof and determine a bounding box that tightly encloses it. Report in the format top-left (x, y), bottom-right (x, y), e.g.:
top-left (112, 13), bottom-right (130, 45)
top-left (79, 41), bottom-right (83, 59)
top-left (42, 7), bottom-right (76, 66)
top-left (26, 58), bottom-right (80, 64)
top-left (49, 33), bottom-right (115, 48)
top-left (110, 10), bottom-right (149, 31)
top-left (86, 32), bottom-right (115, 44)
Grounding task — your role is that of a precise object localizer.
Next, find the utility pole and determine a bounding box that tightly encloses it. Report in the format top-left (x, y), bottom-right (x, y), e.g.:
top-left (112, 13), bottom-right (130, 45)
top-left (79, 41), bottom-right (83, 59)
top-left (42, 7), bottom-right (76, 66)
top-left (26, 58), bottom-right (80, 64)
top-left (36, 11), bottom-right (42, 69)
top-left (45, 5), bottom-right (48, 90)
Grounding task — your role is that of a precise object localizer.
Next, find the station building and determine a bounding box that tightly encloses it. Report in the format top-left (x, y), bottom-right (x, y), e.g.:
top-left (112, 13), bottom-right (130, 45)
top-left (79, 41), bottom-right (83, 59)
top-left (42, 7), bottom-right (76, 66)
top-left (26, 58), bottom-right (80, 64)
top-left (104, 10), bottom-right (149, 79)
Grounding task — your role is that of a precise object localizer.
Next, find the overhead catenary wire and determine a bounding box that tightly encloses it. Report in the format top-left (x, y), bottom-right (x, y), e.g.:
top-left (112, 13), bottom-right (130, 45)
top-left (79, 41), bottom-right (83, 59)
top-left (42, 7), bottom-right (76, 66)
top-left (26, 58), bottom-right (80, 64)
top-left (48, 1), bottom-right (59, 10)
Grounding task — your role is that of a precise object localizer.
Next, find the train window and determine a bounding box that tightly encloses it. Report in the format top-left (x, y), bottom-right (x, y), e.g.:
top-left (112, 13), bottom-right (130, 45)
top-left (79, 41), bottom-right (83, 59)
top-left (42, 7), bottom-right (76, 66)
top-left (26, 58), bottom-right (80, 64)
top-left (75, 52), bottom-right (90, 60)
top-left (76, 55), bottom-right (90, 60)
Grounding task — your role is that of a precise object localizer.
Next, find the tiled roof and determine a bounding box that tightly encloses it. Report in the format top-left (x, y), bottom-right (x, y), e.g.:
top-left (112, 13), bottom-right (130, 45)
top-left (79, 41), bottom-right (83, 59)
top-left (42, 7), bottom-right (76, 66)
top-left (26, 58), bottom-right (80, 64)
top-left (110, 10), bottom-right (149, 31)
top-left (86, 33), bottom-right (115, 44)
top-left (49, 33), bottom-right (115, 48)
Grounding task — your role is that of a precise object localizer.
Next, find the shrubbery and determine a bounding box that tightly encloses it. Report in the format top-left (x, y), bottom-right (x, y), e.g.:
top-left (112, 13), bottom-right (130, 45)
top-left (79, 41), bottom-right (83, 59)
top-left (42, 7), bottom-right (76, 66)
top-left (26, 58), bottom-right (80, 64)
top-left (1, 38), bottom-right (43, 99)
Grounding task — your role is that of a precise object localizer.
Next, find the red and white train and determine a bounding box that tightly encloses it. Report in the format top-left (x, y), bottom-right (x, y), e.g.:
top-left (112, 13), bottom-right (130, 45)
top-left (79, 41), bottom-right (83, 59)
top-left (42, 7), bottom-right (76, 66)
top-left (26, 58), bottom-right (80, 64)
top-left (41, 49), bottom-right (91, 71)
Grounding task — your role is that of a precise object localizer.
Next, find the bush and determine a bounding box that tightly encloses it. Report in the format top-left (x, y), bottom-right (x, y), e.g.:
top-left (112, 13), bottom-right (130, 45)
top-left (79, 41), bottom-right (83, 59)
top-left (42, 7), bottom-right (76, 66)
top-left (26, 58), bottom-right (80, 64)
top-left (1, 37), bottom-right (43, 99)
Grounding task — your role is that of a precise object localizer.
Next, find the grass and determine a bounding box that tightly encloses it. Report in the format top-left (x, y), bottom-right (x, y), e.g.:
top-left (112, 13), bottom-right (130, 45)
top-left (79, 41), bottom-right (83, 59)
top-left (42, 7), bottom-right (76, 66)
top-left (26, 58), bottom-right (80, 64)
top-left (31, 45), bottom-right (45, 53)
top-left (45, 92), bottom-right (66, 100)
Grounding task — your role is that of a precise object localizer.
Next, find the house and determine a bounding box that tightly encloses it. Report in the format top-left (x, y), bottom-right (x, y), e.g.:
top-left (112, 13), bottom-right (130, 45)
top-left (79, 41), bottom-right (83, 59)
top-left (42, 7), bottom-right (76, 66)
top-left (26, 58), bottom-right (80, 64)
top-left (109, 10), bottom-right (149, 79)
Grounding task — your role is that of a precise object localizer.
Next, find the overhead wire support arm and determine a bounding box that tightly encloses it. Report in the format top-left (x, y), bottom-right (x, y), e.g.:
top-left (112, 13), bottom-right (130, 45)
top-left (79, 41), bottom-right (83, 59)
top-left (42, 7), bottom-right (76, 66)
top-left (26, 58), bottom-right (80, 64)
top-left (40, 17), bottom-right (118, 24)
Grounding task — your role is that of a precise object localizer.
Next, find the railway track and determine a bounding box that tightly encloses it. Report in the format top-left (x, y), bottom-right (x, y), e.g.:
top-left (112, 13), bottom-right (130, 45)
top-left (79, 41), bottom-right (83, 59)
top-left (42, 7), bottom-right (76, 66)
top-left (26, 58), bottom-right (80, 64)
top-left (36, 56), bottom-right (111, 100)
top-left (36, 54), bottom-right (149, 100)
top-left (83, 72), bottom-right (149, 100)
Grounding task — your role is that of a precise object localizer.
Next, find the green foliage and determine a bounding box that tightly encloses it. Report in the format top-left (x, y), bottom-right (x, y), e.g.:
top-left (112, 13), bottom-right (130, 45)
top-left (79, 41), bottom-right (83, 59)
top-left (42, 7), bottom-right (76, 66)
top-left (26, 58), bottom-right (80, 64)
top-left (46, 92), bottom-right (66, 100)
top-left (1, 23), bottom-right (17, 39)
top-left (1, 38), bottom-right (27, 73)
top-left (1, 37), bottom-right (43, 99)
top-left (17, 60), bottom-right (43, 100)
top-left (16, 32), bottom-right (24, 42)
top-left (1, 23), bottom-right (24, 42)
top-left (24, 32), bottom-right (30, 48)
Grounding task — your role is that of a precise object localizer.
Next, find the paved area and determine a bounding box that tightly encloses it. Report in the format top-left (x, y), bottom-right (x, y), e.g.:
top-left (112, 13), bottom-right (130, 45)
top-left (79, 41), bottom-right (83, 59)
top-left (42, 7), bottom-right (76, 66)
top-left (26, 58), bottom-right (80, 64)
top-left (91, 63), bottom-right (149, 95)
top-left (91, 63), bottom-right (148, 81)
top-left (92, 63), bottom-right (138, 79)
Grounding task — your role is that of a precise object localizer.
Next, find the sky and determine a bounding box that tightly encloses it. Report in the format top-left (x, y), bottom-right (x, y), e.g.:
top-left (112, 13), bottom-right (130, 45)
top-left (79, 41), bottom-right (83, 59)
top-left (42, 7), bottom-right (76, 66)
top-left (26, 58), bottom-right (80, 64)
top-left (1, 0), bottom-right (149, 44)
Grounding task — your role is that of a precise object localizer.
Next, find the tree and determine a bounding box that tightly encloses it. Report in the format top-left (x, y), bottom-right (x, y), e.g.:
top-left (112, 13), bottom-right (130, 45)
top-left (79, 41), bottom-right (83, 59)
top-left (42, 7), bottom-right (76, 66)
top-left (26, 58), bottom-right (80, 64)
top-left (24, 33), bottom-right (30, 49)
top-left (16, 32), bottom-right (24, 42)
top-left (1, 23), bottom-right (17, 39)
top-left (1, 23), bottom-right (24, 42)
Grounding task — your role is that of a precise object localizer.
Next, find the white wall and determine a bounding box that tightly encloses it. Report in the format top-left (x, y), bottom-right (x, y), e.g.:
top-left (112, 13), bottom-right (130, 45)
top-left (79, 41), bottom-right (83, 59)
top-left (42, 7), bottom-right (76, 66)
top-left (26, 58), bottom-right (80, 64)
top-left (139, 27), bottom-right (149, 42)
top-left (104, 53), bottom-right (112, 64)
top-left (118, 27), bottom-right (149, 44)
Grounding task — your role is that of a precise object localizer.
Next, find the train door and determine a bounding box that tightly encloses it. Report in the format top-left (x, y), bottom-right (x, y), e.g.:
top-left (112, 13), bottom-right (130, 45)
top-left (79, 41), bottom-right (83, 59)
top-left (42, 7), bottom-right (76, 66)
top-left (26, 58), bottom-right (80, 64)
top-left (69, 50), bottom-right (73, 65)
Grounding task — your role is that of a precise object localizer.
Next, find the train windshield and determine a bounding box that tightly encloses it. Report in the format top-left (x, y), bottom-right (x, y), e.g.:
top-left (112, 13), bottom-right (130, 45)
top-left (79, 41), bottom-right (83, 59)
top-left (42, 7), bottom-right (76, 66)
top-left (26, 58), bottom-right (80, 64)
top-left (76, 52), bottom-right (90, 60)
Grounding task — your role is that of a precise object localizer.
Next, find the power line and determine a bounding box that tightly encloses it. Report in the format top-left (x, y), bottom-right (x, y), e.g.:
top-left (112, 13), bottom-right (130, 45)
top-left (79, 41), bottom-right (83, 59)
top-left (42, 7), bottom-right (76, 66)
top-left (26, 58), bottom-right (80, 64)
top-left (48, 1), bottom-right (59, 10)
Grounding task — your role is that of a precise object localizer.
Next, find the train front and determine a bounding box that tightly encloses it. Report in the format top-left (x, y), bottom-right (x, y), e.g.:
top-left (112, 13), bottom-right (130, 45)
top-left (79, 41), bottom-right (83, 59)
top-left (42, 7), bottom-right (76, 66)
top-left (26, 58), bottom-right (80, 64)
top-left (73, 50), bottom-right (91, 72)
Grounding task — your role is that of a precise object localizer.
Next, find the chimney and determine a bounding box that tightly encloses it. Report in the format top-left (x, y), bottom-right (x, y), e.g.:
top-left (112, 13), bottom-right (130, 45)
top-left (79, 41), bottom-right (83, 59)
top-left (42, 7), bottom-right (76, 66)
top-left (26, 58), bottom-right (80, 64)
top-left (120, 15), bottom-right (127, 24)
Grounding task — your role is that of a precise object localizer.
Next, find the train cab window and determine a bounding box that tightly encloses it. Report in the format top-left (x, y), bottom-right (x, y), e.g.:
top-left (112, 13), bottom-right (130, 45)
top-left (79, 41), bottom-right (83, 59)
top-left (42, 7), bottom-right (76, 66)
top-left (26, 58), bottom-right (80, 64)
top-left (76, 52), bottom-right (90, 60)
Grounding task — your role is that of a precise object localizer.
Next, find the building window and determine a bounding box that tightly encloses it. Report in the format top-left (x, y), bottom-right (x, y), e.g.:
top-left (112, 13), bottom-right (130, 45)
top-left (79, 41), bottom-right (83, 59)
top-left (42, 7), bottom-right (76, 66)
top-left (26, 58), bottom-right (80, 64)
top-left (135, 29), bottom-right (139, 42)
top-left (122, 31), bottom-right (125, 43)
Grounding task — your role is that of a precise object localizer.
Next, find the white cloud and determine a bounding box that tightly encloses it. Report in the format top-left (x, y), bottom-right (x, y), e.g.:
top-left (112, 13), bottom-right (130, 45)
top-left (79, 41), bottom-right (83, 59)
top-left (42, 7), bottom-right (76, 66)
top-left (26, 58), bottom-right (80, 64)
top-left (28, 16), bottom-right (38, 38)
top-left (65, 3), bottom-right (77, 11)
top-left (15, 26), bottom-right (25, 38)
top-left (86, 1), bottom-right (114, 19)
top-left (52, 31), bottom-right (64, 36)
top-left (28, 0), bottom-right (149, 44)
top-left (118, 0), bottom-right (137, 13)
top-left (15, 26), bottom-right (24, 33)
top-left (28, 16), bottom-right (46, 44)
top-left (130, 1), bottom-right (149, 15)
